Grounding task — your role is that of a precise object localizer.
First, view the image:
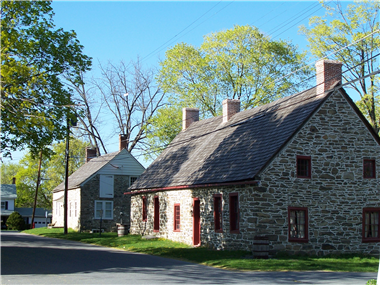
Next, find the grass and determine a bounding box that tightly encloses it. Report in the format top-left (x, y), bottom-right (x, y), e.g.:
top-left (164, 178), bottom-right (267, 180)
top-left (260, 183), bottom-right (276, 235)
top-left (22, 228), bottom-right (379, 273)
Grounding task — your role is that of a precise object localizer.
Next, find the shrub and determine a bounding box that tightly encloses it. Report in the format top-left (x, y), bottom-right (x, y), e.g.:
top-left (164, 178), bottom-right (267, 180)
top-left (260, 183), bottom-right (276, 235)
top-left (7, 212), bottom-right (26, 230)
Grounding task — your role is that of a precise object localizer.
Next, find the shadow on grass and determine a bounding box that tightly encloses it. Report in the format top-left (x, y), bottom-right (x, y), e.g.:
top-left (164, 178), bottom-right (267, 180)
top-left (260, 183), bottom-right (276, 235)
top-left (24, 229), bottom-right (379, 272)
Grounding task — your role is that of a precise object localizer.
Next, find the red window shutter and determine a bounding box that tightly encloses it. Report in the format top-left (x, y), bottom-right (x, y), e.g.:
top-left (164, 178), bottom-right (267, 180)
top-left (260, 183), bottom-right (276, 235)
top-left (174, 204), bottom-right (180, 232)
top-left (142, 197), bottom-right (147, 221)
top-left (154, 196), bottom-right (159, 231)
top-left (229, 193), bottom-right (239, 233)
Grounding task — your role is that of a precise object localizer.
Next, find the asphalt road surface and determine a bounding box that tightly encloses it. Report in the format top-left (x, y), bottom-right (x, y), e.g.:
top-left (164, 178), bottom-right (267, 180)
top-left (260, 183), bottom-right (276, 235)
top-left (1, 232), bottom-right (377, 285)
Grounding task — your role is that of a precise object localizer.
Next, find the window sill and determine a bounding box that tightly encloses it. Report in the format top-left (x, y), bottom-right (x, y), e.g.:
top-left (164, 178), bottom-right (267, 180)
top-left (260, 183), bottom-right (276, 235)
top-left (153, 229), bottom-right (159, 233)
top-left (230, 230), bottom-right (240, 234)
top-left (94, 218), bottom-right (113, 220)
top-left (289, 238), bottom-right (309, 243)
top-left (362, 238), bottom-right (380, 243)
top-left (296, 176), bottom-right (311, 179)
top-left (215, 229), bottom-right (223, 233)
top-left (173, 230), bottom-right (180, 232)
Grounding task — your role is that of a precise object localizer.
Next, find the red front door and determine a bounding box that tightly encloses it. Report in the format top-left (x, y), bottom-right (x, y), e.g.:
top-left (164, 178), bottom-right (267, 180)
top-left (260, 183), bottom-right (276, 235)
top-left (193, 198), bottom-right (200, 246)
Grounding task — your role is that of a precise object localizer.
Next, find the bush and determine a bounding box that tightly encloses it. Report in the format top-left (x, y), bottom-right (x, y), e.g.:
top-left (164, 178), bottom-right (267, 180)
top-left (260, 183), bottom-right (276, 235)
top-left (7, 212), bottom-right (25, 230)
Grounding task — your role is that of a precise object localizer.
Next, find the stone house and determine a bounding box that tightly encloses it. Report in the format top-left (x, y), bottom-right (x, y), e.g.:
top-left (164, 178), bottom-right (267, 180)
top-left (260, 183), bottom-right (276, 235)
top-left (127, 60), bottom-right (380, 256)
top-left (52, 136), bottom-right (145, 232)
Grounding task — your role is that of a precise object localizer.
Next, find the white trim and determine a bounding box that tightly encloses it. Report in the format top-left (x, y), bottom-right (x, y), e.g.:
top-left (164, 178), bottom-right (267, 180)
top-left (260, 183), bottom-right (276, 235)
top-left (94, 200), bottom-right (113, 220)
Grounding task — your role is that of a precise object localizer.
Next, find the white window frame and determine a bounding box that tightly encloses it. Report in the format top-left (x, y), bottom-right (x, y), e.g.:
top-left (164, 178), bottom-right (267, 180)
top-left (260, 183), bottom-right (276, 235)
top-left (94, 200), bottom-right (113, 220)
top-left (1, 201), bottom-right (8, 210)
top-left (99, 175), bottom-right (114, 198)
top-left (130, 176), bottom-right (138, 186)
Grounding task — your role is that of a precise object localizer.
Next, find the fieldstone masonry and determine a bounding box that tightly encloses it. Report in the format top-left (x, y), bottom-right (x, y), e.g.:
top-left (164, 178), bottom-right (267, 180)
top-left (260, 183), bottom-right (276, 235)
top-left (130, 89), bottom-right (380, 256)
top-left (80, 175), bottom-right (131, 232)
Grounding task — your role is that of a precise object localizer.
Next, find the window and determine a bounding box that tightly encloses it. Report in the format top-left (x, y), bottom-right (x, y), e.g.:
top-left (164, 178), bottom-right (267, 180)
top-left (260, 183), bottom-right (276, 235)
top-left (288, 207), bottom-right (308, 242)
top-left (94, 201), bottom-right (113, 219)
top-left (130, 176), bottom-right (138, 186)
top-left (99, 175), bottom-right (114, 198)
top-left (363, 159), bottom-right (376, 179)
top-left (362, 208), bottom-right (380, 242)
top-left (174, 204), bottom-right (180, 232)
top-left (75, 202), bottom-right (77, 217)
top-left (142, 196), bottom-right (147, 222)
top-left (1, 201), bottom-right (8, 210)
top-left (297, 156), bottom-right (311, 178)
top-left (154, 196), bottom-right (159, 232)
top-left (229, 193), bottom-right (239, 233)
top-left (213, 194), bottom-right (223, 232)
top-left (69, 202), bottom-right (72, 218)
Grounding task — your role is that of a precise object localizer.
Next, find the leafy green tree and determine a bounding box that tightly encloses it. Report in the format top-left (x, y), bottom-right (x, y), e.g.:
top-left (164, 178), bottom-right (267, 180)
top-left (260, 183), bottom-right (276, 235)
top-left (300, 0), bottom-right (380, 134)
top-left (146, 25), bottom-right (311, 158)
top-left (1, 138), bottom-right (88, 209)
top-left (6, 212), bottom-right (26, 230)
top-left (1, 1), bottom-right (92, 158)
top-left (0, 161), bottom-right (22, 185)
top-left (145, 104), bottom-right (182, 160)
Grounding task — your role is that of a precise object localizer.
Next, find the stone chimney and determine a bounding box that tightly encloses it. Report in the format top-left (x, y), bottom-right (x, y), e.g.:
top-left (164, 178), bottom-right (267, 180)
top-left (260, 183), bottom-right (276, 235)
top-left (86, 147), bottom-right (97, 163)
top-left (12, 177), bottom-right (16, 184)
top-left (222, 99), bottom-right (240, 123)
top-left (119, 134), bottom-right (128, 151)
top-left (316, 59), bottom-right (342, 96)
top-left (182, 108), bottom-right (199, 130)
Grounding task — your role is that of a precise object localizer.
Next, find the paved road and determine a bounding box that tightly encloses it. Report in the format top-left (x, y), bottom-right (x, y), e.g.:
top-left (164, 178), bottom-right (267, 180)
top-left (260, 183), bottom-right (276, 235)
top-left (1, 232), bottom-right (376, 285)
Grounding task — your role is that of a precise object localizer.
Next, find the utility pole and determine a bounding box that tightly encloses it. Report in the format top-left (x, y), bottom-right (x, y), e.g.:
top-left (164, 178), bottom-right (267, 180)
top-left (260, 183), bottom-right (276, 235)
top-left (31, 151), bottom-right (43, 228)
top-left (64, 117), bottom-right (70, 235)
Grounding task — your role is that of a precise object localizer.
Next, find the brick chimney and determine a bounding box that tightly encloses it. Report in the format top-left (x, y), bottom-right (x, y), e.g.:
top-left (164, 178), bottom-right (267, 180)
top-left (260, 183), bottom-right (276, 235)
top-left (182, 108), bottom-right (199, 130)
top-left (222, 99), bottom-right (240, 123)
top-left (12, 177), bottom-right (16, 184)
top-left (316, 59), bottom-right (342, 96)
top-left (86, 147), bottom-right (97, 163)
top-left (119, 134), bottom-right (128, 150)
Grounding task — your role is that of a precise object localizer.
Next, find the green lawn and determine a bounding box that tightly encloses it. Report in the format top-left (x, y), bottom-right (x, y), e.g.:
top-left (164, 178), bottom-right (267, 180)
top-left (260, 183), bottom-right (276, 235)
top-left (22, 228), bottom-right (379, 273)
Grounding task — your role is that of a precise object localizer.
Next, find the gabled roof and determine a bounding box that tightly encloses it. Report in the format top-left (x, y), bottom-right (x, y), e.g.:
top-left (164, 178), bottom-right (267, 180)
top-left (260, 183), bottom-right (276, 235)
top-left (53, 150), bottom-right (121, 192)
top-left (1, 184), bottom-right (17, 199)
top-left (130, 84), bottom-right (341, 191)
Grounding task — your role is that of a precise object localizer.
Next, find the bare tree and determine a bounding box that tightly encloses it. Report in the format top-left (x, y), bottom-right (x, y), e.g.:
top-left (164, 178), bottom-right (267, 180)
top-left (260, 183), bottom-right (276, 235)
top-left (92, 59), bottom-right (166, 153)
top-left (67, 72), bottom-right (108, 156)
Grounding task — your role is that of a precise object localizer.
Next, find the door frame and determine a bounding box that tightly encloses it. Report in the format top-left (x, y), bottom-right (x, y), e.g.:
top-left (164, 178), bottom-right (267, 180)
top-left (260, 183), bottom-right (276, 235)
top-left (192, 198), bottom-right (201, 246)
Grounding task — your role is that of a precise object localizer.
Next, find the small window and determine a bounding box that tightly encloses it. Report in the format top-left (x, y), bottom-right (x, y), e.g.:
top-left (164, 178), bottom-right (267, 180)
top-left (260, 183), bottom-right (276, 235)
top-left (69, 203), bottom-right (72, 218)
top-left (174, 204), bottom-right (180, 232)
top-left (154, 196), bottom-right (159, 232)
top-left (1, 201), bottom-right (8, 210)
top-left (362, 208), bottom-right (380, 242)
top-left (94, 201), bottom-right (113, 219)
top-left (363, 159), bottom-right (376, 179)
top-left (213, 194), bottom-right (223, 232)
top-left (75, 202), bottom-right (77, 217)
top-left (288, 207), bottom-right (308, 242)
top-left (142, 196), bottom-right (147, 222)
top-left (130, 176), bottom-right (138, 186)
top-left (99, 175), bottom-right (114, 198)
top-left (229, 193), bottom-right (239, 233)
top-left (297, 156), bottom-right (311, 178)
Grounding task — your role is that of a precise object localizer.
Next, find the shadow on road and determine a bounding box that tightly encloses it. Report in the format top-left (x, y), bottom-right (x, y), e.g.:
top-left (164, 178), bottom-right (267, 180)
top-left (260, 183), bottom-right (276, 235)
top-left (1, 232), bottom-right (376, 285)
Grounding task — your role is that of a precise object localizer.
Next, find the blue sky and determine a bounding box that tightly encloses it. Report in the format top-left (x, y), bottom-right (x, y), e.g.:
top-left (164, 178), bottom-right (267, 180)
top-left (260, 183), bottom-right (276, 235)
top-left (6, 0), bottom-right (356, 165)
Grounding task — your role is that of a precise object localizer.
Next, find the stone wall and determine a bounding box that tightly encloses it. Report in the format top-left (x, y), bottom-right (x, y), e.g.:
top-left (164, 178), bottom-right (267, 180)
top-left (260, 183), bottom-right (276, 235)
top-left (80, 174), bottom-right (131, 232)
top-left (130, 90), bottom-right (379, 255)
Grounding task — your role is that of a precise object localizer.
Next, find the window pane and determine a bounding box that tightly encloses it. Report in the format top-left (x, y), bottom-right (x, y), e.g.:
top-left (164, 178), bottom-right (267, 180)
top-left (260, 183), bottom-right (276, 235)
top-left (105, 202), bottom-right (112, 218)
top-left (95, 202), bottom-right (103, 218)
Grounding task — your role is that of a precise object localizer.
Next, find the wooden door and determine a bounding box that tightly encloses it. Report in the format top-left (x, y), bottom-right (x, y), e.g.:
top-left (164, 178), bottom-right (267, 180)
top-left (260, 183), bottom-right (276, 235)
top-left (193, 198), bottom-right (200, 246)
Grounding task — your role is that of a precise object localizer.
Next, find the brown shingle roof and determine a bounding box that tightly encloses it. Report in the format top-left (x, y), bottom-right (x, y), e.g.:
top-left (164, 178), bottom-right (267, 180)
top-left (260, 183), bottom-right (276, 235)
top-left (130, 85), bottom-right (332, 190)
